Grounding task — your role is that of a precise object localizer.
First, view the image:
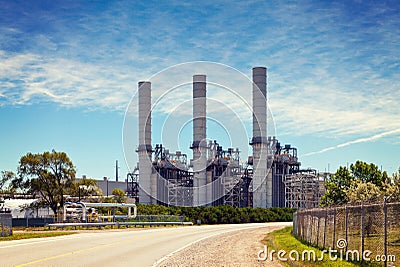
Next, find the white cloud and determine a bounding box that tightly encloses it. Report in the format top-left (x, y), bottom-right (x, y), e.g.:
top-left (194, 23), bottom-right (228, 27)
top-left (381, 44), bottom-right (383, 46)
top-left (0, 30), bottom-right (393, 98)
top-left (0, 51), bottom-right (147, 111)
top-left (1, 0), bottom-right (400, 147)
top-left (269, 78), bottom-right (400, 137)
top-left (303, 128), bottom-right (400, 157)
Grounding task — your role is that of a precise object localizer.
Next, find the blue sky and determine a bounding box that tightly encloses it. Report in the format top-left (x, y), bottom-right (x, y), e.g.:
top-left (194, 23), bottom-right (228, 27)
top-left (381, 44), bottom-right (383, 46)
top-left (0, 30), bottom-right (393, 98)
top-left (1, 0), bottom-right (399, 180)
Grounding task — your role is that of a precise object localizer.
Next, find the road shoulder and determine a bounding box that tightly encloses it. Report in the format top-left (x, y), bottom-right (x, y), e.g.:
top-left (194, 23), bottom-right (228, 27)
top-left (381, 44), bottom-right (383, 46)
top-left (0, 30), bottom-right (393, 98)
top-left (157, 224), bottom-right (286, 267)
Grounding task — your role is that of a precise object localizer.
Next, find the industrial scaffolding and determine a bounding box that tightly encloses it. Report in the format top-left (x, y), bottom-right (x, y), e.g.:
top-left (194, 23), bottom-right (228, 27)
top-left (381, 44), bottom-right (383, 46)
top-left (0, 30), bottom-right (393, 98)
top-left (152, 141), bottom-right (248, 207)
top-left (128, 138), bottom-right (311, 208)
top-left (152, 144), bottom-right (193, 206)
top-left (284, 171), bottom-right (327, 209)
top-left (127, 167), bottom-right (139, 203)
top-left (271, 140), bottom-right (301, 207)
top-left (206, 142), bottom-right (245, 207)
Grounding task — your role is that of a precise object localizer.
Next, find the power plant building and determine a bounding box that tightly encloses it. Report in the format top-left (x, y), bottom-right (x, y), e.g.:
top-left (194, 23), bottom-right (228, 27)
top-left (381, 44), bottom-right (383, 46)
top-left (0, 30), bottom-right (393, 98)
top-left (128, 67), bottom-right (322, 208)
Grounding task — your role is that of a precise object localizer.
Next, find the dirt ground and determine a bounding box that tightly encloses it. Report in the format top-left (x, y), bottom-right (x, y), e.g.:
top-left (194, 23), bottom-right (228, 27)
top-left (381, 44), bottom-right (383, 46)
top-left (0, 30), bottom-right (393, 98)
top-left (157, 225), bottom-right (284, 267)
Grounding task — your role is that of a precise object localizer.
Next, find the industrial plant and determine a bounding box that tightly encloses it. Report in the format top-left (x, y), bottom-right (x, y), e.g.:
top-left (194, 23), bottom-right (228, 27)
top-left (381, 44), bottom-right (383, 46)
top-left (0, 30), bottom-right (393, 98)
top-left (127, 67), bottom-right (325, 208)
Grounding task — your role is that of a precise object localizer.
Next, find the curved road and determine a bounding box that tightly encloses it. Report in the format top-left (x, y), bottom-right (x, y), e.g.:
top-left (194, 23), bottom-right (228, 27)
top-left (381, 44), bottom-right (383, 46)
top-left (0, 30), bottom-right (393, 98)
top-left (0, 222), bottom-right (290, 266)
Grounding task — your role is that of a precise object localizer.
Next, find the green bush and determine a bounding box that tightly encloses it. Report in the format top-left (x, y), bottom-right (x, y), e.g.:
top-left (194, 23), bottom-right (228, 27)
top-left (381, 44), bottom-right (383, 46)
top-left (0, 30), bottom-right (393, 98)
top-left (136, 204), bottom-right (295, 224)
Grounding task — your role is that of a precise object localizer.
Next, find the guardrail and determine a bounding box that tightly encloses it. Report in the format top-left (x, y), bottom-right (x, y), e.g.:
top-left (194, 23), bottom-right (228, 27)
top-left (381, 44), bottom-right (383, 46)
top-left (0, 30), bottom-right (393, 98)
top-left (47, 221), bottom-right (193, 229)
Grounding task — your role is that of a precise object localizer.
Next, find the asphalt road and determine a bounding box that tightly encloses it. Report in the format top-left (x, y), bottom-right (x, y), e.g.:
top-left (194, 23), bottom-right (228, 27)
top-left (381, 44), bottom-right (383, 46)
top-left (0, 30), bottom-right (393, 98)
top-left (0, 222), bottom-right (290, 267)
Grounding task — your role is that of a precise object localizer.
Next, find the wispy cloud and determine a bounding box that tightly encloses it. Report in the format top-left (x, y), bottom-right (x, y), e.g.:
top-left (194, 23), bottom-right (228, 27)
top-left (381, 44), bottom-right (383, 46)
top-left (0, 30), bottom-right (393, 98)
top-left (0, 51), bottom-right (148, 110)
top-left (303, 128), bottom-right (400, 157)
top-left (1, 0), bottom-right (399, 142)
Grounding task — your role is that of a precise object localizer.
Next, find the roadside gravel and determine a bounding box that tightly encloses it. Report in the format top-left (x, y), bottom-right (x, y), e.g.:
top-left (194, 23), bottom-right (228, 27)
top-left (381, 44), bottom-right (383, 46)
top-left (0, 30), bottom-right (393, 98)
top-left (157, 224), bottom-right (285, 267)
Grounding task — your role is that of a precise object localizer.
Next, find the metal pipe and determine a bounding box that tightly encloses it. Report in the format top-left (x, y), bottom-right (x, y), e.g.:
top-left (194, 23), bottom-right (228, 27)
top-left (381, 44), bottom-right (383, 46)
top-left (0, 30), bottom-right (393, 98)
top-left (84, 202), bottom-right (137, 218)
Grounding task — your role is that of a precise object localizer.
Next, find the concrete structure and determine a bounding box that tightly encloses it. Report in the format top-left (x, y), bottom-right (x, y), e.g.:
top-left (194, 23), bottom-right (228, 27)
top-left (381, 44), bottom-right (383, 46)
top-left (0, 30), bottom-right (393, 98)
top-left (137, 81), bottom-right (153, 204)
top-left (250, 67), bottom-right (270, 208)
top-left (97, 178), bottom-right (127, 197)
top-left (191, 75), bottom-right (207, 206)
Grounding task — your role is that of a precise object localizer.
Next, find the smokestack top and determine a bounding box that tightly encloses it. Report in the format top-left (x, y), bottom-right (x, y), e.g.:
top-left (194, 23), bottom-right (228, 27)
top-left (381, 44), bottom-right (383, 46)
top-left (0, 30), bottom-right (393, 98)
top-left (138, 81), bottom-right (151, 86)
top-left (251, 66), bottom-right (267, 145)
top-left (193, 75), bottom-right (206, 99)
top-left (252, 67), bottom-right (267, 97)
top-left (137, 80), bottom-right (152, 152)
top-left (252, 67), bottom-right (267, 73)
top-left (193, 74), bottom-right (206, 83)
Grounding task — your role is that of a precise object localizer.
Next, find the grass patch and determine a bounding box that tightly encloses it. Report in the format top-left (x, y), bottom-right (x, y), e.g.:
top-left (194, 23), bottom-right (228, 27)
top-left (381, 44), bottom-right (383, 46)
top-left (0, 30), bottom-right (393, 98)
top-left (0, 231), bottom-right (76, 241)
top-left (263, 227), bottom-right (358, 267)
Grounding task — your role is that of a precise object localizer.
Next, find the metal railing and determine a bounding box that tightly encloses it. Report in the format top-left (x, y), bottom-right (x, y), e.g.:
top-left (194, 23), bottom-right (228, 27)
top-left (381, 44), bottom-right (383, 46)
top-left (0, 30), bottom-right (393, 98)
top-left (124, 215), bottom-right (185, 222)
top-left (47, 214), bottom-right (190, 229)
top-left (293, 201), bottom-right (400, 266)
top-left (47, 221), bottom-right (193, 229)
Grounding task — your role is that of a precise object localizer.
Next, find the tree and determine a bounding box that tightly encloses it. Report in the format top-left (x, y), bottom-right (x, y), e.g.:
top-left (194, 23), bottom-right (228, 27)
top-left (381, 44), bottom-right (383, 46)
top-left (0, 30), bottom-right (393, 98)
top-left (0, 171), bottom-right (15, 194)
top-left (381, 167), bottom-right (400, 202)
top-left (350, 160), bottom-right (385, 188)
top-left (320, 166), bottom-right (353, 206)
top-left (68, 177), bottom-right (103, 199)
top-left (345, 180), bottom-right (382, 204)
top-left (112, 188), bottom-right (126, 203)
top-left (13, 150), bottom-right (76, 214)
top-left (321, 161), bottom-right (386, 206)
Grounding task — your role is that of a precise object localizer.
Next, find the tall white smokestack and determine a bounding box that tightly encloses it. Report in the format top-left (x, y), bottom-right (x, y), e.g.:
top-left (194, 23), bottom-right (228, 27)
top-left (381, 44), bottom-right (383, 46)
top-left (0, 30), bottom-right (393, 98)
top-left (192, 74), bottom-right (207, 206)
top-left (138, 81), bottom-right (153, 204)
top-left (251, 67), bottom-right (271, 208)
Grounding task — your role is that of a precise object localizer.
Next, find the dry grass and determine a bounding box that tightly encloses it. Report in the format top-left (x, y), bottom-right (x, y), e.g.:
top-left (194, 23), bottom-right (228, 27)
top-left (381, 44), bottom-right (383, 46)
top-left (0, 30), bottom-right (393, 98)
top-left (0, 231), bottom-right (76, 241)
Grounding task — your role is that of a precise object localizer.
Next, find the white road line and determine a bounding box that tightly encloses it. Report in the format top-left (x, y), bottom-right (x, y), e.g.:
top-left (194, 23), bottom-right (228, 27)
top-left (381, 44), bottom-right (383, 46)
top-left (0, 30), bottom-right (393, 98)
top-left (0, 235), bottom-right (84, 249)
top-left (0, 227), bottom-right (187, 249)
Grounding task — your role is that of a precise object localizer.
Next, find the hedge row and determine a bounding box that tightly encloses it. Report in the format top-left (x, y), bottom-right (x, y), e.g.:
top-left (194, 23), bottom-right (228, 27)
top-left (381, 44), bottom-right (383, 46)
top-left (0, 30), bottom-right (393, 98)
top-left (136, 204), bottom-right (296, 224)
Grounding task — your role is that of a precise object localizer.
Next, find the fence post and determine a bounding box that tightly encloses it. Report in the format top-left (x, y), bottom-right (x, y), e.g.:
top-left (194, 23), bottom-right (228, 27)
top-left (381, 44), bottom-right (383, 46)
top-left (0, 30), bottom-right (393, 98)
top-left (301, 211), bottom-right (304, 240)
top-left (383, 198), bottom-right (387, 267)
top-left (307, 211), bottom-right (310, 243)
top-left (310, 210), bottom-right (314, 244)
top-left (316, 213), bottom-right (320, 247)
top-left (302, 211), bottom-right (305, 239)
top-left (323, 207), bottom-right (327, 249)
top-left (293, 212), bottom-right (297, 237)
top-left (345, 205), bottom-right (348, 251)
top-left (333, 207), bottom-right (337, 249)
top-left (361, 203), bottom-right (364, 258)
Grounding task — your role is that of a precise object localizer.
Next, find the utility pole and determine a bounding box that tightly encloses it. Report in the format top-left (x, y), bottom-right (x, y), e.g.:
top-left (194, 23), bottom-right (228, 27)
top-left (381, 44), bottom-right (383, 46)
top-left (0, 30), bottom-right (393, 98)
top-left (116, 160), bottom-right (119, 182)
top-left (104, 177), bottom-right (109, 197)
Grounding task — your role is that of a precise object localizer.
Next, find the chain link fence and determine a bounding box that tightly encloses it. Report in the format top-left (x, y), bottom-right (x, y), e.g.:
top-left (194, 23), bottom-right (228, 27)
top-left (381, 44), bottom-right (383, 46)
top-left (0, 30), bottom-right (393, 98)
top-left (293, 201), bottom-right (399, 266)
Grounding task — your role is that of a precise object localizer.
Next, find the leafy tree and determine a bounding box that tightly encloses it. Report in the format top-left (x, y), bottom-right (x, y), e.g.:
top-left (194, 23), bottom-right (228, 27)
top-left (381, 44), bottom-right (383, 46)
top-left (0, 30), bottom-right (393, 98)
top-left (0, 171), bottom-right (15, 194)
top-left (350, 160), bottom-right (385, 187)
top-left (382, 167), bottom-right (400, 202)
top-left (345, 180), bottom-right (382, 204)
top-left (321, 161), bottom-right (386, 206)
top-left (68, 177), bottom-right (103, 199)
top-left (320, 166), bottom-right (353, 206)
top-left (13, 150), bottom-right (76, 214)
top-left (112, 188), bottom-right (126, 203)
